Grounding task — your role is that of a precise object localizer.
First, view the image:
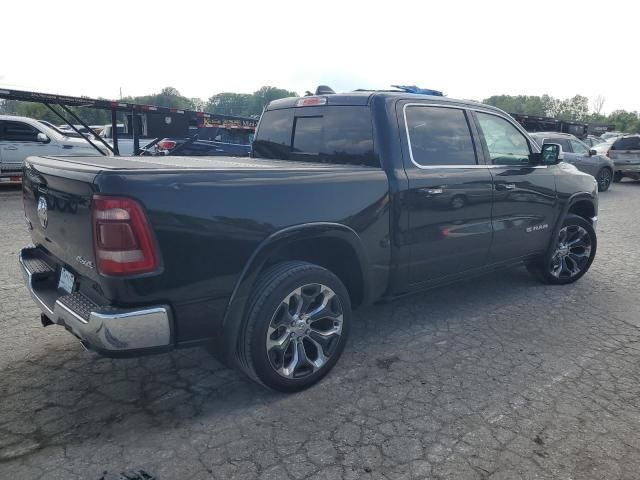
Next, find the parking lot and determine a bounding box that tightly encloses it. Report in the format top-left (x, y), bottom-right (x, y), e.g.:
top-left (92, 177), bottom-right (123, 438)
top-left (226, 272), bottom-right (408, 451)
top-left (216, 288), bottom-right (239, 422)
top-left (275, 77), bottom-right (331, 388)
top-left (1, 182), bottom-right (639, 480)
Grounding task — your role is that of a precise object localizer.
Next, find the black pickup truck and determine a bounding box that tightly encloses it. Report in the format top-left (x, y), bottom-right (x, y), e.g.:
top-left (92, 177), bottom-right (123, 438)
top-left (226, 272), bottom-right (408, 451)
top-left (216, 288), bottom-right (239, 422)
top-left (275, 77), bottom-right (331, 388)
top-left (19, 91), bottom-right (599, 392)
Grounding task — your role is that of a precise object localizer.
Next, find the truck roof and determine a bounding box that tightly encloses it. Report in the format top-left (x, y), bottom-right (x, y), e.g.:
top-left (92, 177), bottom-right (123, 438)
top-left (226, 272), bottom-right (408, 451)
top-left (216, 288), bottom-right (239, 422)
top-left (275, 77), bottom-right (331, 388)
top-left (266, 91), bottom-right (503, 113)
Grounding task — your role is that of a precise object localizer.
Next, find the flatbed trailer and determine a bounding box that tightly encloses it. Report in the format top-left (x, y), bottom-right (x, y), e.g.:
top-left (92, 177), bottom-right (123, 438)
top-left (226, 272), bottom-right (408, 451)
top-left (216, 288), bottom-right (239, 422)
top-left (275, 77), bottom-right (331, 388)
top-left (0, 88), bottom-right (257, 156)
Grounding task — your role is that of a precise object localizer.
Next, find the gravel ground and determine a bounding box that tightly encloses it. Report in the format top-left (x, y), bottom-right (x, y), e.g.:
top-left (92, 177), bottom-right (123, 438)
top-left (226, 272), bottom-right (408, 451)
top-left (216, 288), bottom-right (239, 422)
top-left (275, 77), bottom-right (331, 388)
top-left (1, 181), bottom-right (640, 480)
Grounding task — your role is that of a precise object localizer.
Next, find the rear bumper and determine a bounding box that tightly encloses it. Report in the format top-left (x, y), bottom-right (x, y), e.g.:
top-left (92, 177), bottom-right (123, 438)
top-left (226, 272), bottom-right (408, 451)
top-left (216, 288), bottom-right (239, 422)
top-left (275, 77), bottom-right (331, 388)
top-left (614, 163), bottom-right (640, 174)
top-left (19, 246), bottom-right (173, 356)
top-left (0, 170), bottom-right (23, 183)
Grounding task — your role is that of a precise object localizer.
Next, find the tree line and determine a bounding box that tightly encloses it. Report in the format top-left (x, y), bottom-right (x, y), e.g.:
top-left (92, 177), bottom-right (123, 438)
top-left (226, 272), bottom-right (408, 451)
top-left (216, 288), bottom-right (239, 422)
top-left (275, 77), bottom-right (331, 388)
top-left (483, 94), bottom-right (640, 133)
top-left (2, 86), bottom-right (638, 134)
top-left (0, 85), bottom-right (298, 126)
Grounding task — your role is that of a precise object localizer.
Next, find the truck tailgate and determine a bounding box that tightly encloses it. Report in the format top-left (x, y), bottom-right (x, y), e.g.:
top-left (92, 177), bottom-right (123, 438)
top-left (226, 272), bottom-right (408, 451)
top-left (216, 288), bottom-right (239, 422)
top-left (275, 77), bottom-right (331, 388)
top-left (23, 156), bottom-right (100, 282)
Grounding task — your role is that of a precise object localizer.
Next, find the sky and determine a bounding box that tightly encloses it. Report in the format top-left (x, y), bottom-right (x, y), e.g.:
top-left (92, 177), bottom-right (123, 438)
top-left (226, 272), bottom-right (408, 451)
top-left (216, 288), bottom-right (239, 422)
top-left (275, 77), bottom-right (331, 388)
top-left (1, 0), bottom-right (637, 114)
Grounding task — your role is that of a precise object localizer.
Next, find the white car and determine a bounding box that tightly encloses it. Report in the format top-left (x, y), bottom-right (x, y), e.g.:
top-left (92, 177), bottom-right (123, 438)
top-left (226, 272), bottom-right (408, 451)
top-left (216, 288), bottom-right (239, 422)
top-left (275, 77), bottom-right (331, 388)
top-left (0, 115), bottom-right (111, 183)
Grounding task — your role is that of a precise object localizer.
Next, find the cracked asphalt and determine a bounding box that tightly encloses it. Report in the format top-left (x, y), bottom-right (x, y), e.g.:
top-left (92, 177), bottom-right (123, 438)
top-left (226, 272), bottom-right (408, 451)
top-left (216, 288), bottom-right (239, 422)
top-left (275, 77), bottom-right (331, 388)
top-left (1, 181), bottom-right (640, 480)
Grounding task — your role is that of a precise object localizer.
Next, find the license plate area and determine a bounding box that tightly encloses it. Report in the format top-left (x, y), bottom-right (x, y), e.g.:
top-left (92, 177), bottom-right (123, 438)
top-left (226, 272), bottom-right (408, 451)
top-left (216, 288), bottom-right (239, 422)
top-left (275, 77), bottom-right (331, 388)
top-left (58, 267), bottom-right (76, 294)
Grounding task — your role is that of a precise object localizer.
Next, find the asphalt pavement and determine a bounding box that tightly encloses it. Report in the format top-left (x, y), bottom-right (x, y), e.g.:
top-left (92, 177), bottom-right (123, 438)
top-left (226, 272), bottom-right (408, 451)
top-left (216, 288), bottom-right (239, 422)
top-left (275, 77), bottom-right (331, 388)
top-left (1, 182), bottom-right (640, 480)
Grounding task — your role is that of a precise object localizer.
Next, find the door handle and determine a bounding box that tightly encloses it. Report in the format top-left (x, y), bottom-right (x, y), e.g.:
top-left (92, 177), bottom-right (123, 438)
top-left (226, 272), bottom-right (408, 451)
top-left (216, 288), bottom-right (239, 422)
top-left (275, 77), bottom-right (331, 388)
top-left (495, 183), bottom-right (516, 191)
top-left (3, 146), bottom-right (18, 151)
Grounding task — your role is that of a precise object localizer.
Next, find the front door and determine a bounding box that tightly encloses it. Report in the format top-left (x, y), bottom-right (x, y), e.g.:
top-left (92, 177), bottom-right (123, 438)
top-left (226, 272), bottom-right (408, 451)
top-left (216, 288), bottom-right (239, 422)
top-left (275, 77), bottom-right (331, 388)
top-left (398, 103), bottom-right (494, 285)
top-left (472, 111), bottom-right (557, 263)
top-left (568, 138), bottom-right (600, 177)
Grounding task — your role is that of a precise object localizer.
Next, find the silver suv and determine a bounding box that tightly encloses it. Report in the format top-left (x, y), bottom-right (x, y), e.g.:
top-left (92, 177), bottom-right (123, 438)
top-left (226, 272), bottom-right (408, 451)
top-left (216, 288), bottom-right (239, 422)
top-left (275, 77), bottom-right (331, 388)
top-left (530, 132), bottom-right (615, 191)
top-left (593, 135), bottom-right (640, 183)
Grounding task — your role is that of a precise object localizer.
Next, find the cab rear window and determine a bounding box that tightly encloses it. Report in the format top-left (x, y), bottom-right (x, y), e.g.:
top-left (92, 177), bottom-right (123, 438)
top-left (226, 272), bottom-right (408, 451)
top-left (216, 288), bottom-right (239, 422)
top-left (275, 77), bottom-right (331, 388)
top-left (252, 106), bottom-right (378, 167)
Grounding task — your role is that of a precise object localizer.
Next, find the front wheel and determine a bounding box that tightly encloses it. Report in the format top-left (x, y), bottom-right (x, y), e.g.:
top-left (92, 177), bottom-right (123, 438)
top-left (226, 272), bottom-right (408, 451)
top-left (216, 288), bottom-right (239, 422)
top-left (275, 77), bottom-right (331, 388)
top-left (527, 214), bottom-right (597, 285)
top-left (239, 261), bottom-right (351, 392)
top-left (596, 168), bottom-right (612, 192)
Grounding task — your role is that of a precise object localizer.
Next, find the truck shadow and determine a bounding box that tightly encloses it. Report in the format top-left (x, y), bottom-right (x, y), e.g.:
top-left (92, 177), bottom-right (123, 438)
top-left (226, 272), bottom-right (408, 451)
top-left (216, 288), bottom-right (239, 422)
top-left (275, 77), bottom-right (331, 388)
top-left (1, 266), bottom-right (542, 462)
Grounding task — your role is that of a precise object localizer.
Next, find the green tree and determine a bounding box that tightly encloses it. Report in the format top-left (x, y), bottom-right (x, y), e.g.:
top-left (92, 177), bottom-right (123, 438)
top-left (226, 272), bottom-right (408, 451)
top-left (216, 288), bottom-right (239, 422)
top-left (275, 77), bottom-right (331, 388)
top-left (251, 86), bottom-right (298, 112)
top-left (0, 99), bottom-right (111, 126)
top-left (205, 86), bottom-right (298, 117)
top-left (205, 93), bottom-right (255, 116)
top-left (123, 86), bottom-right (194, 110)
top-left (482, 95), bottom-right (548, 116)
top-left (607, 110), bottom-right (640, 133)
top-left (554, 95), bottom-right (589, 122)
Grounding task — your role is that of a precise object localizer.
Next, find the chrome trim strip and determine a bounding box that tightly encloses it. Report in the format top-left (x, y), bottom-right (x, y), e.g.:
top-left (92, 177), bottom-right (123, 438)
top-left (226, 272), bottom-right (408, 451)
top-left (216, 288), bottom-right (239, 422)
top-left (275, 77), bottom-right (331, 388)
top-left (402, 103), bottom-right (481, 170)
top-left (402, 102), bottom-right (548, 170)
top-left (401, 103), bottom-right (546, 170)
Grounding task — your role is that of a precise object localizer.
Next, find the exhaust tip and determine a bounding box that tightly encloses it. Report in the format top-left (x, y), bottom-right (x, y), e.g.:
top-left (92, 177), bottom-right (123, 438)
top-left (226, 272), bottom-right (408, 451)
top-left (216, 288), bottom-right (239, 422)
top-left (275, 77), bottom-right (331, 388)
top-left (40, 313), bottom-right (54, 327)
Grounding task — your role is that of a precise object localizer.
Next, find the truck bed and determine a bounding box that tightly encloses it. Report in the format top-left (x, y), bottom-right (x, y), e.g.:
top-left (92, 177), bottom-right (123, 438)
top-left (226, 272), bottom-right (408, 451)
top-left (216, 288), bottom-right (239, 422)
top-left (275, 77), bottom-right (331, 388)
top-left (28, 155), bottom-right (360, 172)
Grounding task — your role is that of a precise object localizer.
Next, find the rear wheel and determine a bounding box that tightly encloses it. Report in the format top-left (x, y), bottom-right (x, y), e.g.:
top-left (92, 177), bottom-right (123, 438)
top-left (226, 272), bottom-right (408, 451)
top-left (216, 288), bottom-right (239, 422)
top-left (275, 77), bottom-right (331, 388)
top-left (527, 214), bottom-right (597, 285)
top-left (613, 171), bottom-right (624, 183)
top-left (239, 261), bottom-right (351, 392)
top-left (596, 168), bottom-right (612, 192)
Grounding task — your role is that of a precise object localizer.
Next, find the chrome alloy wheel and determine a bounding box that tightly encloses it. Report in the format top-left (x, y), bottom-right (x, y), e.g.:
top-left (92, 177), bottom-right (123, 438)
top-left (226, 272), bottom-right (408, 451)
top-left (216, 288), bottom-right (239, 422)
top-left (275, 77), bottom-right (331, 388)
top-left (266, 284), bottom-right (343, 379)
top-left (597, 169), bottom-right (611, 191)
top-left (550, 225), bottom-right (592, 279)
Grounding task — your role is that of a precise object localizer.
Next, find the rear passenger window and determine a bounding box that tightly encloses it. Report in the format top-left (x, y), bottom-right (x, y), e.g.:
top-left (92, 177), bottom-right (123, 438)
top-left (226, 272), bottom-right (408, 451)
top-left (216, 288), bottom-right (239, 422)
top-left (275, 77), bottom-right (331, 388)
top-left (476, 112), bottom-right (530, 165)
top-left (253, 106), bottom-right (378, 167)
top-left (3, 121), bottom-right (40, 142)
top-left (404, 106), bottom-right (477, 166)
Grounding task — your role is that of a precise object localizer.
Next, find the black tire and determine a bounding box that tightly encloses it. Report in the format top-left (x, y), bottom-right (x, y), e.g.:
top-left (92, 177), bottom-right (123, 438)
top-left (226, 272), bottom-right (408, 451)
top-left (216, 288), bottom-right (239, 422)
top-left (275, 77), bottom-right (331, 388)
top-left (527, 214), bottom-right (597, 285)
top-left (613, 171), bottom-right (624, 183)
top-left (238, 261), bottom-right (351, 392)
top-left (596, 168), bottom-right (612, 192)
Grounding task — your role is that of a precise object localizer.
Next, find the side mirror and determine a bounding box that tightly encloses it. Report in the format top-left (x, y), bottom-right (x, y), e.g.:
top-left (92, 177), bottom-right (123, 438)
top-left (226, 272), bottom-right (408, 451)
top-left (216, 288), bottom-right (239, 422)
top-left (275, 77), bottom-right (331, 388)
top-left (589, 149), bottom-right (597, 156)
top-left (36, 133), bottom-right (50, 144)
top-left (540, 143), bottom-right (562, 165)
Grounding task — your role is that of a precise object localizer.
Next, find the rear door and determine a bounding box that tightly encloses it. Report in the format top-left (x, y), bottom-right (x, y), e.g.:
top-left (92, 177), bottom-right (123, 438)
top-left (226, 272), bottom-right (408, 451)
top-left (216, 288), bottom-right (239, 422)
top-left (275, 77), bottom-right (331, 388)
top-left (472, 111), bottom-right (557, 263)
top-left (397, 102), bottom-right (494, 285)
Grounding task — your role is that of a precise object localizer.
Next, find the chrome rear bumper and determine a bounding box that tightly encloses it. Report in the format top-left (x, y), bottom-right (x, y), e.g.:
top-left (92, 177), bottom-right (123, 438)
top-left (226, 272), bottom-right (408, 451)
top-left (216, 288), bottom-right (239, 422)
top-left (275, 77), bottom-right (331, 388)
top-left (19, 247), bottom-right (172, 355)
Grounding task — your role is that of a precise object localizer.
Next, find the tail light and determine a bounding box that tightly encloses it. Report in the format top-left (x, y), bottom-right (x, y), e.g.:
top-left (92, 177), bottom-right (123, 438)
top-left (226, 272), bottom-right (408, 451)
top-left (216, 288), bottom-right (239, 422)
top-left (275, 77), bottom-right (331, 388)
top-left (92, 196), bottom-right (158, 276)
top-left (157, 139), bottom-right (177, 151)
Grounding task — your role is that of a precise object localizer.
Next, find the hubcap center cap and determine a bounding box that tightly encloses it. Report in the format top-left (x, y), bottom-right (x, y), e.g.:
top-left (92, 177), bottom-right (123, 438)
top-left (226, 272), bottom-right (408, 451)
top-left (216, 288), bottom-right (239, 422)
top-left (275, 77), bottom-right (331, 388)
top-left (291, 320), bottom-right (307, 334)
top-left (558, 245), bottom-right (569, 256)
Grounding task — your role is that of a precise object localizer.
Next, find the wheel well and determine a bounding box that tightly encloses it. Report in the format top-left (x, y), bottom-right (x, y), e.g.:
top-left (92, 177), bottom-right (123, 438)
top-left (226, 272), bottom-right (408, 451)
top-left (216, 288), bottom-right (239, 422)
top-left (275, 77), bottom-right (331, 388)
top-left (568, 200), bottom-right (595, 223)
top-left (263, 237), bottom-right (365, 308)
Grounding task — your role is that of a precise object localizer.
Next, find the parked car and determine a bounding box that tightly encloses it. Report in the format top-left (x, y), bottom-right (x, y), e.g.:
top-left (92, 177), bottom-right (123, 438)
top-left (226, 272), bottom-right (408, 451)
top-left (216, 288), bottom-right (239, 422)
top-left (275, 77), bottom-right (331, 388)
top-left (19, 92), bottom-right (598, 392)
top-left (148, 136), bottom-right (252, 157)
top-left (583, 135), bottom-right (604, 148)
top-left (592, 134), bottom-right (640, 182)
top-left (601, 131), bottom-right (624, 141)
top-left (0, 115), bottom-right (111, 183)
top-left (530, 132), bottom-right (615, 191)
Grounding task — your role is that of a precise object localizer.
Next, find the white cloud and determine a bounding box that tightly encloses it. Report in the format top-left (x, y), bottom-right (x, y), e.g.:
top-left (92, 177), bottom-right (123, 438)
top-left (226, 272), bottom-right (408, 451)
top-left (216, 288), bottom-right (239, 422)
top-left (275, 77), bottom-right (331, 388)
top-left (1, 0), bottom-right (637, 113)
